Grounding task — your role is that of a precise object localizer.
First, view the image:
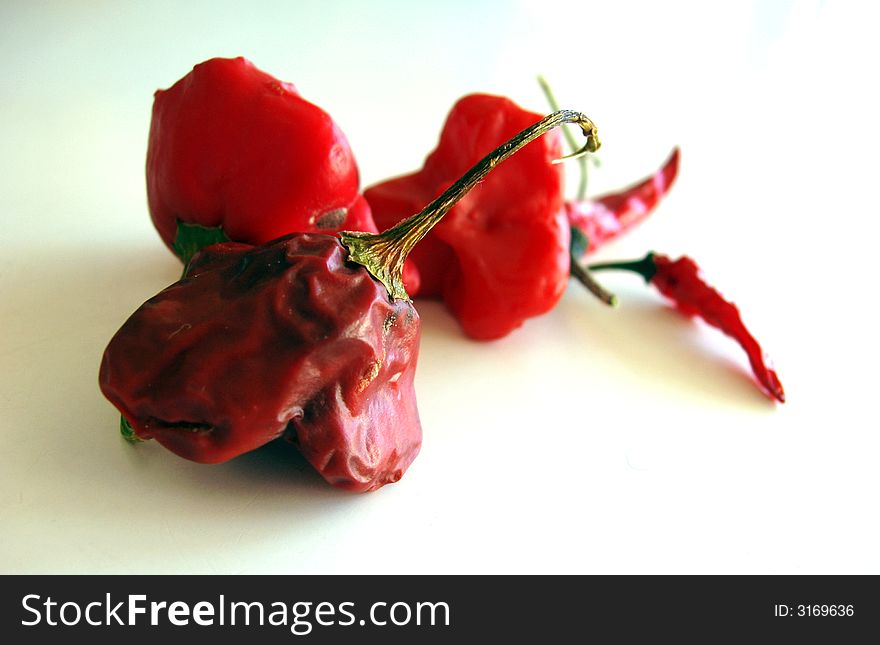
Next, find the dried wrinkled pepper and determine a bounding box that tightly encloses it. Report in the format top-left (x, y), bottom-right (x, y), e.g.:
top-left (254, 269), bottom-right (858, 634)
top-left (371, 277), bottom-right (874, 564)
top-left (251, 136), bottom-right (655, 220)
top-left (100, 109), bottom-right (601, 491)
top-left (588, 253), bottom-right (785, 403)
top-left (146, 57), bottom-right (380, 266)
top-left (100, 235), bottom-right (421, 490)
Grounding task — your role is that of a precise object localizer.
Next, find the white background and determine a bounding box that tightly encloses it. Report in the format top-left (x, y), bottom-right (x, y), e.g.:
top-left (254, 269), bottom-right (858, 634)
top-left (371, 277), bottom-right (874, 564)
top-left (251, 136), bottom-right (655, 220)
top-left (2, 1), bottom-right (877, 574)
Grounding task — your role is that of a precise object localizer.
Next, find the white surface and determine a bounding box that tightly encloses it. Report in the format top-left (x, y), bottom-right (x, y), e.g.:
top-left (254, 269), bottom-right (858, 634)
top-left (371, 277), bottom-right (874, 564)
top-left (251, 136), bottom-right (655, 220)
top-left (1, 0), bottom-right (878, 574)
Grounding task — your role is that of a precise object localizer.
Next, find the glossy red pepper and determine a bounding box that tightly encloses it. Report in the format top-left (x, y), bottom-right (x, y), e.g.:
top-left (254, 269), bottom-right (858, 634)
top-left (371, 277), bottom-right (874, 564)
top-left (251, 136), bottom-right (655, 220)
top-left (365, 94), bottom-right (571, 340)
top-left (589, 252), bottom-right (785, 402)
top-left (567, 148), bottom-right (680, 257)
top-left (537, 76), bottom-right (680, 260)
top-left (101, 109), bottom-right (601, 491)
top-left (146, 57), bottom-right (379, 265)
top-left (366, 95), bottom-right (680, 337)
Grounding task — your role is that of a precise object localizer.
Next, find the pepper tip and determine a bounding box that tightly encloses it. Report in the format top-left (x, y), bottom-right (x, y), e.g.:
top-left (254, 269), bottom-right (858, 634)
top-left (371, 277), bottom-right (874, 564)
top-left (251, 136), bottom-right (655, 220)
top-left (761, 370), bottom-right (785, 403)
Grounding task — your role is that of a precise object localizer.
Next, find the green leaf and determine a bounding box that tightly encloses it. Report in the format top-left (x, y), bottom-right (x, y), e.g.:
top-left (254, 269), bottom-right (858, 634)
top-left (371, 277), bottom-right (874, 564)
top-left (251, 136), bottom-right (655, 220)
top-left (172, 221), bottom-right (230, 272)
top-left (120, 416), bottom-right (143, 444)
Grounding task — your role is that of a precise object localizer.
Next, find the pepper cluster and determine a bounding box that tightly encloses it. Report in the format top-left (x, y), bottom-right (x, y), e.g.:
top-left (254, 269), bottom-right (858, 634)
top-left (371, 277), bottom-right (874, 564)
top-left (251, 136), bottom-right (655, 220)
top-left (365, 89), bottom-right (783, 403)
top-left (100, 57), bottom-right (602, 491)
top-left (99, 57), bottom-right (783, 493)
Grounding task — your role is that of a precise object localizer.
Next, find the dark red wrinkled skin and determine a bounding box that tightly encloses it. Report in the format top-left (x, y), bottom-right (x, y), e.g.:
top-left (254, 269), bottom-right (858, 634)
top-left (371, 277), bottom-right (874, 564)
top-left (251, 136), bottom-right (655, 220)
top-left (99, 234), bottom-right (422, 492)
top-left (651, 254), bottom-right (785, 403)
top-left (567, 147), bottom-right (680, 256)
top-left (365, 94), bottom-right (568, 341)
top-left (146, 57), bottom-right (378, 251)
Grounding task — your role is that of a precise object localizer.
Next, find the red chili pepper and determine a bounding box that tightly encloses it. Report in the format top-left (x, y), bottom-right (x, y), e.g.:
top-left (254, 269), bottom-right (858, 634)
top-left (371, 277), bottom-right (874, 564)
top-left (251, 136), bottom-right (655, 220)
top-left (146, 57), bottom-right (379, 265)
top-left (588, 252), bottom-right (785, 402)
top-left (101, 109), bottom-right (601, 490)
top-left (365, 94), bottom-right (574, 340)
top-left (537, 76), bottom-right (680, 259)
top-left (567, 148), bottom-right (680, 256)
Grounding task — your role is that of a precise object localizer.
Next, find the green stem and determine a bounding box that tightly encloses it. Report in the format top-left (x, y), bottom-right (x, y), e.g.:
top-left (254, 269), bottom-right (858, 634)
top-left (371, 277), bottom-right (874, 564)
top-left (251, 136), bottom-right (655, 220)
top-left (570, 260), bottom-right (619, 306)
top-left (340, 109), bottom-right (601, 301)
top-left (588, 252), bottom-right (659, 283)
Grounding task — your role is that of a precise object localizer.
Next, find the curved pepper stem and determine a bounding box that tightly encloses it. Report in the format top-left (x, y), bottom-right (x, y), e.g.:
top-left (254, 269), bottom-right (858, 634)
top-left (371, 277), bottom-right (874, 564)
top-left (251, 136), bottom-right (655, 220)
top-left (340, 109), bottom-right (601, 302)
top-left (537, 75), bottom-right (593, 201)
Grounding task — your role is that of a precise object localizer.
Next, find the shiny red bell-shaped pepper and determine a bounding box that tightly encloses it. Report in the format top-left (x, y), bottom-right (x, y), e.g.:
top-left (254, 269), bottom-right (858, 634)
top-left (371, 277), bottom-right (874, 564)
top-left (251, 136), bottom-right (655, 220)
top-left (366, 94), bottom-right (679, 339)
top-left (146, 57), bottom-right (378, 264)
top-left (366, 94), bottom-right (570, 340)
